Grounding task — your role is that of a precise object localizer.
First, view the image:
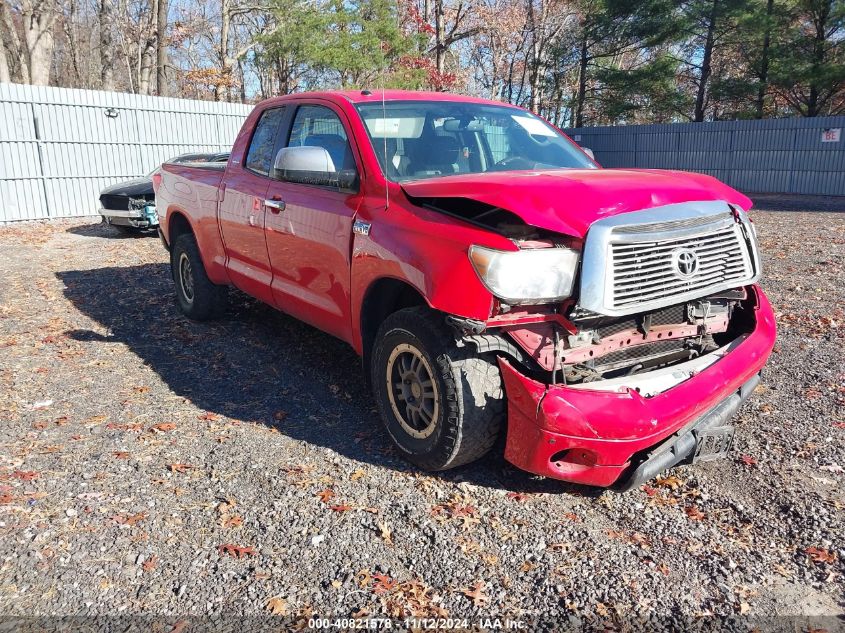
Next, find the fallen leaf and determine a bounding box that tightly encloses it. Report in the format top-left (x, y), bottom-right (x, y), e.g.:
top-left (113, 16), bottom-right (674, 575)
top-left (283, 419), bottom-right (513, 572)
top-left (356, 569), bottom-right (372, 588)
top-left (168, 463), bottom-right (193, 473)
top-left (315, 489), bottom-right (335, 503)
top-left (377, 521), bottom-right (393, 545)
top-left (330, 504), bottom-right (353, 512)
top-left (804, 546), bottom-right (837, 564)
top-left (655, 475), bottom-right (684, 490)
top-left (372, 573), bottom-right (397, 595)
top-left (460, 581), bottom-right (490, 607)
top-left (198, 412), bottom-right (219, 421)
top-left (218, 543), bottom-right (256, 559)
top-left (150, 423), bottom-right (177, 433)
top-left (266, 596), bottom-right (289, 615)
top-left (685, 505), bottom-right (706, 521)
top-left (110, 512), bottom-right (147, 526)
top-left (106, 423), bottom-right (143, 432)
top-left (519, 560), bottom-right (537, 572)
top-left (350, 469), bottom-right (366, 481)
top-left (12, 471), bottom-right (38, 481)
top-left (506, 492), bottom-right (529, 502)
top-left (169, 621), bottom-right (190, 633)
top-left (222, 515), bottom-right (243, 529)
top-left (113, 451), bottom-right (129, 459)
top-left (141, 555), bottom-right (158, 572)
top-left (740, 454), bottom-right (758, 466)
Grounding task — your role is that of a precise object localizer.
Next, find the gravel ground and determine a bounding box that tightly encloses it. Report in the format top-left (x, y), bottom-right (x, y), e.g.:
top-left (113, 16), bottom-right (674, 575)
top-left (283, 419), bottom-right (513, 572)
top-left (0, 208), bottom-right (843, 629)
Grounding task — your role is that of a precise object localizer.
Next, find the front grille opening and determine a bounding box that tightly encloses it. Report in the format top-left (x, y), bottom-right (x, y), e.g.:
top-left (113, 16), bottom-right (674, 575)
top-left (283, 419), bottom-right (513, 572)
top-left (560, 290), bottom-right (755, 385)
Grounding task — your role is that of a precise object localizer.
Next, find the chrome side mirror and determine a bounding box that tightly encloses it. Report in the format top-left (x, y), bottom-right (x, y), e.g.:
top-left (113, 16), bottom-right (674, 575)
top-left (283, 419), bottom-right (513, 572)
top-left (274, 146), bottom-right (336, 173)
top-left (272, 146), bottom-right (358, 192)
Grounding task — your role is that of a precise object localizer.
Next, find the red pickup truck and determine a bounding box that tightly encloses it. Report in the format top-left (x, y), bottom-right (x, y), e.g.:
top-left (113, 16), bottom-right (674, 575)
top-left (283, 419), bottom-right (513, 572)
top-left (154, 90), bottom-right (776, 489)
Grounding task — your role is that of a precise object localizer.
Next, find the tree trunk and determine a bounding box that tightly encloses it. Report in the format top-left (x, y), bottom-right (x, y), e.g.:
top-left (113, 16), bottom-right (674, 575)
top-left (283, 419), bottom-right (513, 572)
top-left (156, 0), bottom-right (168, 95)
top-left (21, 0), bottom-right (59, 86)
top-left (434, 0), bottom-right (445, 81)
top-left (63, 0), bottom-right (82, 86)
top-left (693, 0), bottom-right (718, 123)
top-left (0, 33), bottom-right (10, 83)
top-left (527, 0), bottom-right (541, 112)
top-left (99, 0), bottom-right (115, 89)
top-left (805, 1), bottom-right (829, 117)
top-left (137, 0), bottom-right (157, 95)
top-left (574, 33), bottom-right (588, 127)
top-left (218, 0), bottom-right (230, 100)
top-left (1, 1), bottom-right (29, 83)
top-left (754, 0), bottom-right (773, 119)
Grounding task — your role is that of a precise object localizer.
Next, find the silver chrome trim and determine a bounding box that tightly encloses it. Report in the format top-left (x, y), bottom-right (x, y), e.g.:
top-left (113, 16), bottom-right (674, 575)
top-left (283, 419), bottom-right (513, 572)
top-left (100, 207), bottom-right (145, 219)
top-left (578, 200), bottom-right (761, 316)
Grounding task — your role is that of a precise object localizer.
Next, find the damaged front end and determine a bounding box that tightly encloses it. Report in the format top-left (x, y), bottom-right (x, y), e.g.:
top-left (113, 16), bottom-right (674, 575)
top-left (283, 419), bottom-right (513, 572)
top-left (452, 199), bottom-right (776, 488)
top-left (100, 193), bottom-right (158, 229)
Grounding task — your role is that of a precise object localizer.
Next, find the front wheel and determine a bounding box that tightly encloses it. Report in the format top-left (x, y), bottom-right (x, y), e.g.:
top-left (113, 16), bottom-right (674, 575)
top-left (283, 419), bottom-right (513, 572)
top-left (371, 307), bottom-right (505, 471)
top-left (171, 233), bottom-right (228, 320)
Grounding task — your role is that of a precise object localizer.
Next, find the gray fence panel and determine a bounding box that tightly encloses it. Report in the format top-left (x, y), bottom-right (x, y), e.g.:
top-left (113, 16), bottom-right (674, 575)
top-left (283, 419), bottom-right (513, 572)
top-left (0, 83), bottom-right (252, 222)
top-left (566, 116), bottom-right (845, 196)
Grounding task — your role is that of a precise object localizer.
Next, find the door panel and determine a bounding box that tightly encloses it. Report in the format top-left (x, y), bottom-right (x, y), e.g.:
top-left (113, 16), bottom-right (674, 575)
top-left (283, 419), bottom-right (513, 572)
top-left (218, 106), bottom-right (285, 305)
top-left (264, 103), bottom-right (360, 343)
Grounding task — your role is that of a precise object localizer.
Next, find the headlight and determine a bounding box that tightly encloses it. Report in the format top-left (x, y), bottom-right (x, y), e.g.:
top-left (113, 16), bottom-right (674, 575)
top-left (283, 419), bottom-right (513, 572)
top-left (469, 245), bottom-right (579, 304)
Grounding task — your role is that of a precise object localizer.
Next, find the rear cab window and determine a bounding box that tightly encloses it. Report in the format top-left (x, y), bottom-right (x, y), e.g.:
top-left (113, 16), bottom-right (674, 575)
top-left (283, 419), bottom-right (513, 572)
top-left (245, 107), bottom-right (286, 176)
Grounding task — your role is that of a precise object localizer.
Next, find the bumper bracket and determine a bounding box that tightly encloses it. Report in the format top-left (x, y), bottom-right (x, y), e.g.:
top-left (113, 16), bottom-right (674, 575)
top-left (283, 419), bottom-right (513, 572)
top-left (615, 372), bottom-right (761, 491)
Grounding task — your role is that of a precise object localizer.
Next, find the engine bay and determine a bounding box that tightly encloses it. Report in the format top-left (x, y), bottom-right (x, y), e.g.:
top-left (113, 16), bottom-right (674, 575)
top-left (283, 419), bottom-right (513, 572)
top-left (469, 288), bottom-right (755, 390)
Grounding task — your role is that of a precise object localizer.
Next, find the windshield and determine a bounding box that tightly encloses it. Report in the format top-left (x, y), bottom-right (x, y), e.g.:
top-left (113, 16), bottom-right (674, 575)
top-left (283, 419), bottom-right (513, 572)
top-left (355, 100), bottom-right (596, 182)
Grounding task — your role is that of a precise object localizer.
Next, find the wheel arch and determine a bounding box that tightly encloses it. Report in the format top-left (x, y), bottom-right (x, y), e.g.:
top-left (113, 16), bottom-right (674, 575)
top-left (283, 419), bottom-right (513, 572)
top-left (167, 209), bottom-right (194, 242)
top-left (358, 276), bottom-right (429, 378)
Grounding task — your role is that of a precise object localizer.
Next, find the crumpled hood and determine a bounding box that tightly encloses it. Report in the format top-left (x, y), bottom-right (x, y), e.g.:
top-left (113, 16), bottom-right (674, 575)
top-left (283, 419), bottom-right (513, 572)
top-left (400, 168), bottom-right (751, 238)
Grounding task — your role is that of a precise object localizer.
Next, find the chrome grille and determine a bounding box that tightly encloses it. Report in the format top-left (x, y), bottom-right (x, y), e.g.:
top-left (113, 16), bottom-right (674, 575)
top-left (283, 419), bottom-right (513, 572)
top-left (578, 201), bottom-right (761, 317)
top-left (610, 221), bottom-right (752, 309)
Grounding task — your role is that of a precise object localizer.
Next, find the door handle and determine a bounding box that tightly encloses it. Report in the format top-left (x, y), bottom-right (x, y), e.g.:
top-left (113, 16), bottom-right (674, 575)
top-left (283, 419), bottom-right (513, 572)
top-left (264, 199), bottom-right (285, 213)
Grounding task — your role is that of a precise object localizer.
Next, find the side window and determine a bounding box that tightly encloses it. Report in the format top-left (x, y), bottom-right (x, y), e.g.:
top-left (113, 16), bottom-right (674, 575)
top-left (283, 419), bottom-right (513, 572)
top-left (245, 107), bottom-right (285, 176)
top-left (287, 105), bottom-right (355, 171)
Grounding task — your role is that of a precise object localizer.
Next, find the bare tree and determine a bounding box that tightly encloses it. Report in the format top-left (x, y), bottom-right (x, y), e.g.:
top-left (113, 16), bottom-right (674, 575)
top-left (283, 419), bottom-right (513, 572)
top-left (99, 0), bottom-right (114, 89)
top-left (20, 0), bottom-right (60, 85)
top-left (155, 0), bottom-right (166, 94)
top-left (137, 0), bottom-right (158, 94)
top-left (0, 16), bottom-right (10, 82)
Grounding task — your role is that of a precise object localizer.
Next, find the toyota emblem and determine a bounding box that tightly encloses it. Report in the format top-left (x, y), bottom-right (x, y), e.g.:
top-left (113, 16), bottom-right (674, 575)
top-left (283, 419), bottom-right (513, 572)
top-left (671, 247), bottom-right (699, 278)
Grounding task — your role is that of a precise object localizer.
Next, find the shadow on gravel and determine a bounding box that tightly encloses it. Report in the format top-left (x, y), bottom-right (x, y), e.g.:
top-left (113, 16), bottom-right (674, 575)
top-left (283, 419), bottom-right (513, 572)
top-left (65, 223), bottom-right (158, 239)
top-left (56, 264), bottom-right (593, 495)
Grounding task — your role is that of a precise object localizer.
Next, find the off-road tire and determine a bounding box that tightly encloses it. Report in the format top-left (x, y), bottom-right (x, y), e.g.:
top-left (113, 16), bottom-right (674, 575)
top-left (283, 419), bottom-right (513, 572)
top-left (171, 233), bottom-right (228, 320)
top-left (371, 306), bottom-right (505, 471)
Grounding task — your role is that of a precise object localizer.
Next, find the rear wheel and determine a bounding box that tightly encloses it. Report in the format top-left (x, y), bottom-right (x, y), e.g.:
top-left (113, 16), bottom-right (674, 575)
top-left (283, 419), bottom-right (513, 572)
top-left (371, 307), bottom-right (504, 471)
top-left (171, 233), bottom-right (228, 320)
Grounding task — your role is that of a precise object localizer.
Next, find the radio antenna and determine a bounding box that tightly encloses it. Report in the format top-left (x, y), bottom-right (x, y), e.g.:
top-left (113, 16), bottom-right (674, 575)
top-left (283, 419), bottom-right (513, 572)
top-left (381, 82), bottom-right (389, 211)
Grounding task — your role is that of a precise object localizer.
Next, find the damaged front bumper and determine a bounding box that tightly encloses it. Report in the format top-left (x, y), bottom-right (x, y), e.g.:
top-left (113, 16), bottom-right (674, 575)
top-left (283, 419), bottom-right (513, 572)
top-left (498, 285), bottom-right (776, 488)
top-left (100, 205), bottom-right (159, 229)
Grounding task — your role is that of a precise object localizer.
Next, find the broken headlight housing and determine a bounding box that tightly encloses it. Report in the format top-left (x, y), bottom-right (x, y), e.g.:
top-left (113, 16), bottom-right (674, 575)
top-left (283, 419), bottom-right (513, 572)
top-left (469, 245), bottom-right (580, 304)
